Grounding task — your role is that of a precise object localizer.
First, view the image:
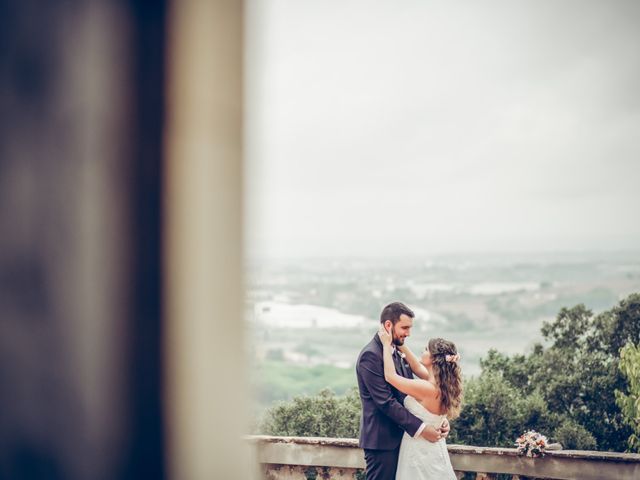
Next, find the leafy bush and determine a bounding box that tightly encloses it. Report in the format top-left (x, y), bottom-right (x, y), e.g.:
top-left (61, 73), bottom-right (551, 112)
top-left (450, 373), bottom-right (525, 446)
top-left (261, 388), bottom-right (360, 438)
top-left (553, 420), bottom-right (597, 450)
top-left (449, 374), bottom-right (560, 447)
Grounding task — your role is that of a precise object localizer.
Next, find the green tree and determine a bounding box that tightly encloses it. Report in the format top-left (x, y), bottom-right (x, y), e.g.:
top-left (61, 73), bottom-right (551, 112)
top-left (553, 419), bottom-right (597, 450)
top-left (537, 295), bottom-right (639, 450)
top-left (260, 388), bottom-right (361, 438)
top-left (540, 304), bottom-right (592, 351)
top-left (479, 346), bottom-right (544, 395)
top-left (449, 373), bottom-right (559, 447)
top-left (476, 294), bottom-right (640, 451)
top-left (615, 342), bottom-right (640, 452)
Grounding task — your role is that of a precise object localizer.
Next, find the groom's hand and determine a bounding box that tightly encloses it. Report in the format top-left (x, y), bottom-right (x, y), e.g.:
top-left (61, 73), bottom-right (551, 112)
top-left (439, 418), bottom-right (450, 439)
top-left (420, 424), bottom-right (442, 443)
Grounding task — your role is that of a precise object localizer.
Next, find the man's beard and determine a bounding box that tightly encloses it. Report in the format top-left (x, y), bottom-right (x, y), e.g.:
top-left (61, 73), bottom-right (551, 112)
top-left (393, 336), bottom-right (404, 346)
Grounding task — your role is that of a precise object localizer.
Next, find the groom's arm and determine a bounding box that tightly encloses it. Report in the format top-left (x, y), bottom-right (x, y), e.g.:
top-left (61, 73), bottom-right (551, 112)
top-left (358, 350), bottom-right (423, 437)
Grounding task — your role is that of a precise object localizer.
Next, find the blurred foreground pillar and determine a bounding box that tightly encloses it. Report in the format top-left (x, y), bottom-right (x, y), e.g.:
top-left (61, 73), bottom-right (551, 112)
top-left (164, 0), bottom-right (254, 479)
top-left (0, 1), bottom-right (166, 479)
top-left (1, 0), bottom-right (252, 478)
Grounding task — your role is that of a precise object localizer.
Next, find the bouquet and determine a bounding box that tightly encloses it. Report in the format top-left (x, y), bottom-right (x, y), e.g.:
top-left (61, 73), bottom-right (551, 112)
top-left (515, 430), bottom-right (548, 458)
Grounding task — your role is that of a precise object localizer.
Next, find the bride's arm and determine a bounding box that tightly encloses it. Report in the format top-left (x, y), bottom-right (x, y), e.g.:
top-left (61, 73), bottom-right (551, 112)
top-left (378, 327), bottom-right (434, 401)
top-left (398, 344), bottom-right (431, 381)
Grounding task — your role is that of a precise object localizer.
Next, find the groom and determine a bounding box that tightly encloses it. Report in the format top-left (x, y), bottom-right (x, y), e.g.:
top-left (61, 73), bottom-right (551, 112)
top-left (356, 302), bottom-right (450, 479)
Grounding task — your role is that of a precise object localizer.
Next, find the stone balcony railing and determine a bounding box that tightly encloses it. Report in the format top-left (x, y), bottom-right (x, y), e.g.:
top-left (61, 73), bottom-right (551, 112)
top-left (247, 435), bottom-right (640, 480)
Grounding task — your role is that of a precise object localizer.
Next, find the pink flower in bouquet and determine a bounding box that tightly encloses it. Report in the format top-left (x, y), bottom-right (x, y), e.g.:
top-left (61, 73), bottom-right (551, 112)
top-left (515, 430), bottom-right (548, 458)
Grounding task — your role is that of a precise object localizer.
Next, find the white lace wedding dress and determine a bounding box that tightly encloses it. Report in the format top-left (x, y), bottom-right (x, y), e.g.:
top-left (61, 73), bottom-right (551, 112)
top-left (396, 395), bottom-right (457, 480)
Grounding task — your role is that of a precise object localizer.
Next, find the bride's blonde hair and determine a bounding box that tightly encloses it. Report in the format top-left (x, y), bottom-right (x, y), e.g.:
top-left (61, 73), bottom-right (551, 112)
top-left (428, 338), bottom-right (463, 419)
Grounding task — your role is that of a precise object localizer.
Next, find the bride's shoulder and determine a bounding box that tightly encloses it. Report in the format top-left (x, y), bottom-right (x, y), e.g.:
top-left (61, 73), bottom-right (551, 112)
top-left (408, 378), bottom-right (439, 401)
top-left (417, 378), bottom-right (439, 395)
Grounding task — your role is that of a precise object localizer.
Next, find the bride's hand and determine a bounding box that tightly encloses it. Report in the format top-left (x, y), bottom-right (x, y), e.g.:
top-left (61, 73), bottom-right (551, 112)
top-left (378, 325), bottom-right (393, 346)
top-left (439, 418), bottom-right (450, 438)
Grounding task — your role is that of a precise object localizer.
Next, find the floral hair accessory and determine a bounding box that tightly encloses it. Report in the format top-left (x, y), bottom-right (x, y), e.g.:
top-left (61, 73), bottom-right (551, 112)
top-left (515, 430), bottom-right (548, 458)
top-left (445, 354), bottom-right (460, 363)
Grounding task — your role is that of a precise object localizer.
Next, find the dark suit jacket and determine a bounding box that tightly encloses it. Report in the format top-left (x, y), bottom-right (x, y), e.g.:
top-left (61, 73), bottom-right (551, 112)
top-left (356, 334), bottom-right (423, 450)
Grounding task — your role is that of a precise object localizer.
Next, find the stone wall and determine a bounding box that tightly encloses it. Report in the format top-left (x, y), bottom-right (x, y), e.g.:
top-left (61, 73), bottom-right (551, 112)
top-left (249, 435), bottom-right (640, 480)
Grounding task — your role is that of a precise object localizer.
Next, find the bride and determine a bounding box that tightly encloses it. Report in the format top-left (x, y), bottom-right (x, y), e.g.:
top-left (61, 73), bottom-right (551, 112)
top-left (378, 326), bottom-right (463, 479)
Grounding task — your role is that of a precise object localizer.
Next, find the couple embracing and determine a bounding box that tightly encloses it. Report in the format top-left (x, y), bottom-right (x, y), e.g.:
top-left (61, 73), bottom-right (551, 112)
top-left (356, 302), bottom-right (462, 479)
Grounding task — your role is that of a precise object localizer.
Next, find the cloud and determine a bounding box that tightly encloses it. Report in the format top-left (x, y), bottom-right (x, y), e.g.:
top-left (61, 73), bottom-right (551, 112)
top-left (246, 0), bottom-right (640, 258)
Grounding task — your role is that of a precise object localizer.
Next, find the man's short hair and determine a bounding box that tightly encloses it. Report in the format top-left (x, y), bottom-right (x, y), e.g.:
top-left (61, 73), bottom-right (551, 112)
top-left (380, 302), bottom-right (414, 325)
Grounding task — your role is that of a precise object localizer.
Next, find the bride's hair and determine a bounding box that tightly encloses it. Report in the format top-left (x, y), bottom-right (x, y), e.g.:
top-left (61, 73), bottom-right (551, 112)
top-left (428, 338), bottom-right (463, 420)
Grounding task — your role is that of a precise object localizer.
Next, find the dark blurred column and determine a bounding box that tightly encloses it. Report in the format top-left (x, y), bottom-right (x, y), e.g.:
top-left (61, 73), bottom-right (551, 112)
top-left (0, 1), bottom-right (166, 479)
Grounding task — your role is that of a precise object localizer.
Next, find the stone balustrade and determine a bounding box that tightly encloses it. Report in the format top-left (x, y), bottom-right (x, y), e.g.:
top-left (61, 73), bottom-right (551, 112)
top-left (247, 435), bottom-right (640, 480)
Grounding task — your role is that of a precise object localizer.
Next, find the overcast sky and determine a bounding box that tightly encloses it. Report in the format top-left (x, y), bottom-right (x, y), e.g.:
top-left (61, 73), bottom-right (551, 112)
top-left (245, 0), bottom-right (640, 259)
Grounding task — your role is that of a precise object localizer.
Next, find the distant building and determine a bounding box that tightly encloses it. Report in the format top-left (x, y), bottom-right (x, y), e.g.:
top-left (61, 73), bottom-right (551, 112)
top-left (255, 302), bottom-right (368, 329)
